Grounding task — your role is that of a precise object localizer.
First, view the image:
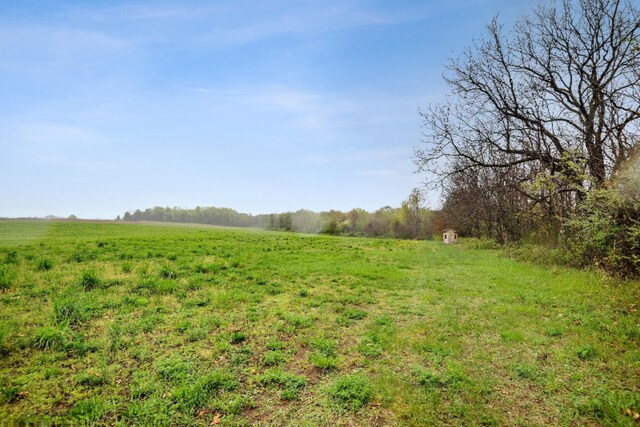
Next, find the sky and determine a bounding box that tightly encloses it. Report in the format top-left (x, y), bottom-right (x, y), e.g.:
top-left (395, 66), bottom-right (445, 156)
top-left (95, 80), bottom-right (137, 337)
top-left (1, 0), bottom-right (534, 219)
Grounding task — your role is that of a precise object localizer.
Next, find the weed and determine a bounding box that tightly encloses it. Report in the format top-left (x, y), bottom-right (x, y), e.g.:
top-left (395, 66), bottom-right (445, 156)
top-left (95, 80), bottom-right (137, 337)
top-left (328, 373), bottom-right (374, 410)
top-left (229, 331), bottom-right (247, 344)
top-left (122, 262), bottom-right (133, 273)
top-left (156, 356), bottom-right (192, 381)
top-left (266, 338), bottom-right (284, 351)
top-left (32, 325), bottom-right (70, 350)
top-left (119, 252), bottom-right (134, 260)
top-left (130, 371), bottom-right (156, 399)
top-left (262, 350), bottom-right (287, 366)
top-left (198, 370), bottom-right (238, 393)
top-left (159, 265), bottom-right (178, 279)
top-left (0, 323), bottom-right (11, 355)
top-left (187, 328), bottom-right (207, 342)
top-left (576, 345), bottom-right (598, 361)
top-left (175, 320), bottom-right (192, 332)
top-left (37, 258), bottom-right (53, 271)
top-left (500, 330), bottom-right (525, 343)
top-left (79, 269), bottom-right (101, 290)
top-left (3, 250), bottom-right (18, 264)
top-left (413, 367), bottom-right (447, 389)
top-left (0, 266), bottom-right (15, 291)
top-left (280, 312), bottom-right (314, 330)
top-left (68, 395), bottom-right (108, 423)
top-left (77, 370), bottom-right (106, 386)
top-left (357, 333), bottom-right (384, 358)
top-left (545, 327), bottom-right (564, 337)
top-left (257, 369), bottom-right (307, 400)
top-left (575, 390), bottom-right (640, 425)
top-left (343, 308), bottom-right (368, 320)
top-left (309, 352), bottom-right (339, 371)
top-left (512, 363), bottom-right (538, 379)
top-left (0, 385), bottom-right (20, 403)
top-left (53, 297), bottom-right (87, 326)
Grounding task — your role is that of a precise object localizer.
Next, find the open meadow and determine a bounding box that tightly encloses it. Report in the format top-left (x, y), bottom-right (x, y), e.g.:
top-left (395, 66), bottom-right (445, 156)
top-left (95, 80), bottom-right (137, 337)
top-left (0, 220), bottom-right (638, 426)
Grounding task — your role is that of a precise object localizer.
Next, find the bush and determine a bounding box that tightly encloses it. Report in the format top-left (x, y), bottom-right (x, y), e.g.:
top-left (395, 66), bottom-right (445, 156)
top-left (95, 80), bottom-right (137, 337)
top-left (564, 187), bottom-right (640, 278)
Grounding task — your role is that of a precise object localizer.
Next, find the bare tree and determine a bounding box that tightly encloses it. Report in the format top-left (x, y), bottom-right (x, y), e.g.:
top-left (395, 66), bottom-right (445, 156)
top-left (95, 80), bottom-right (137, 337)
top-left (415, 0), bottom-right (640, 206)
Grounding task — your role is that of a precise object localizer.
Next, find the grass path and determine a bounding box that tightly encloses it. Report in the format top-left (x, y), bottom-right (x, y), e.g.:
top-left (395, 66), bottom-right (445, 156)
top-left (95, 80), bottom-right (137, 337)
top-left (0, 220), bottom-right (638, 426)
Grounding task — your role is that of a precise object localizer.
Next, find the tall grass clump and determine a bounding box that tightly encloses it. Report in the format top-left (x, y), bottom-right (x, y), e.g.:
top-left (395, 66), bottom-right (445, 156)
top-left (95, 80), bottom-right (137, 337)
top-left (53, 297), bottom-right (87, 326)
top-left (79, 269), bottom-right (101, 290)
top-left (37, 258), bottom-right (53, 271)
top-left (0, 266), bottom-right (16, 291)
top-left (328, 373), bottom-right (374, 410)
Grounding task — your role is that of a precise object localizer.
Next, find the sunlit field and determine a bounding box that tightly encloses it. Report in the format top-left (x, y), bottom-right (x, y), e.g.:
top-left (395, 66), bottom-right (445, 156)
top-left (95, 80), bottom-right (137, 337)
top-left (0, 220), bottom-right (638, 426)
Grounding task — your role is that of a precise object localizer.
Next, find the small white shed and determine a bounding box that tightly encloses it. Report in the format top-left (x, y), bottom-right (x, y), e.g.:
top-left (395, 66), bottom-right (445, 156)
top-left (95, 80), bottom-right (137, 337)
top-left (443, 229), bottom-right (458, 244)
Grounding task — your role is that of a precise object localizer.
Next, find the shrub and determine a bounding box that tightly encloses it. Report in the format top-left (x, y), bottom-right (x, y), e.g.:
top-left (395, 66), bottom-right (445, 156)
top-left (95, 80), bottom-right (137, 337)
top-left (564, 182), bottom-right (640, 278)
top-left (328, 374), bottom-right (374, 410)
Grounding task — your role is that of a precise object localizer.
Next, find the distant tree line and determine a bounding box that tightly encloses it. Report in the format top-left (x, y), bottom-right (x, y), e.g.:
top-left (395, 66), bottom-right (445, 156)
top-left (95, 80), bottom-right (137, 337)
top-left (122, 206), bottom-right (258, 228)
top-left (120, 189), bottom-right (435, 240)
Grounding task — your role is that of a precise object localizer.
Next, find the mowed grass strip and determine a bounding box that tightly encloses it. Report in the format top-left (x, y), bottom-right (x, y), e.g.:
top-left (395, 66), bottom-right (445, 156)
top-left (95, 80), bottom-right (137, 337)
top-left (0, 220), bottom-right (638, 426)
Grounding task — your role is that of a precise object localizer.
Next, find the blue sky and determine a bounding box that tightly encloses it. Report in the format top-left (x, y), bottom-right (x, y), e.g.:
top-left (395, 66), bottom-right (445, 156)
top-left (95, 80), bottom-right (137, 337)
top-left (1, 0), bottom-right (533, 219)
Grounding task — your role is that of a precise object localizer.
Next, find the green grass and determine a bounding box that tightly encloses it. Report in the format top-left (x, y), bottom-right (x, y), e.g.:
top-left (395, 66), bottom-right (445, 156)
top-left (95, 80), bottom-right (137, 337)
top-left (0, 219), bottom-right (639, 426)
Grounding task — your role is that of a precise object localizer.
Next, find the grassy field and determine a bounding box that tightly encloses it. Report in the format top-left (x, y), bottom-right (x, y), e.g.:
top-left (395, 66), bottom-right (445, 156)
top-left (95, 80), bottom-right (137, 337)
top-left (0, 220), bottom-right (638, 426)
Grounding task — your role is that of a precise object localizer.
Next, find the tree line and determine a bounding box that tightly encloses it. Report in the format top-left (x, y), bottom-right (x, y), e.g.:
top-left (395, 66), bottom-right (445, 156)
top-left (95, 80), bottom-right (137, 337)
top-left (120, 189), bottom-right (436, 240)
top-left (414, 0), bottom-right (640, 276)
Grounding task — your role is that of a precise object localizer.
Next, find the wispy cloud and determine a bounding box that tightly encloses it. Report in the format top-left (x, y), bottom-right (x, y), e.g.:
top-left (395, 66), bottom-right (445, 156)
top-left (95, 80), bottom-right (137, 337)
top-left (0, 24), bottom-right (129, 73)
top-left (54, 1), bottom-right (430, 47)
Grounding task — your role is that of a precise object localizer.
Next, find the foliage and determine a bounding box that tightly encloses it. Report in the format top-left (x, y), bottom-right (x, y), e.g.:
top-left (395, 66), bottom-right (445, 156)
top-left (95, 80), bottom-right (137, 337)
top-left (416, 0), bottom-right (640, 245)
top-left (564, 172), bottom-right (640, 278)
